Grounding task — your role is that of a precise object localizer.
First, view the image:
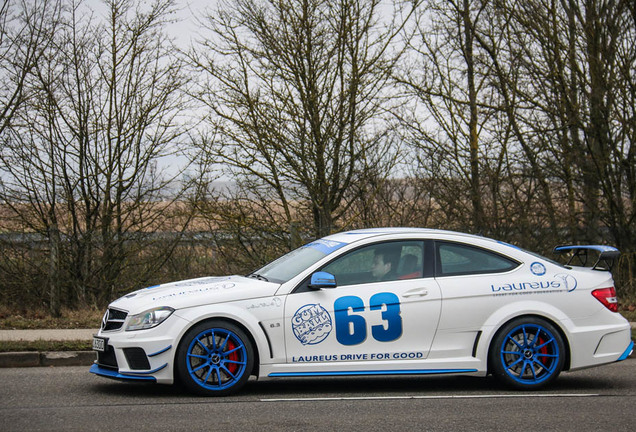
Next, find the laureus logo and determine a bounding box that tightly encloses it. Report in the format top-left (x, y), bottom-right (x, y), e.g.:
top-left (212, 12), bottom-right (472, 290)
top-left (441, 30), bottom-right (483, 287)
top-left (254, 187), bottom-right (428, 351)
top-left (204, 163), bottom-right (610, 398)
top-left (554, 273), bottom-right (578, 292)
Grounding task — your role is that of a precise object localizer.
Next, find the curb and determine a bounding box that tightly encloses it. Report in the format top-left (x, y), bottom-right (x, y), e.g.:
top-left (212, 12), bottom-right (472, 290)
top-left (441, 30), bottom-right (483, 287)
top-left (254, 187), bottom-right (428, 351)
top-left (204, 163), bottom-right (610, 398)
top-left (0, 351), bottom-right (95, 368)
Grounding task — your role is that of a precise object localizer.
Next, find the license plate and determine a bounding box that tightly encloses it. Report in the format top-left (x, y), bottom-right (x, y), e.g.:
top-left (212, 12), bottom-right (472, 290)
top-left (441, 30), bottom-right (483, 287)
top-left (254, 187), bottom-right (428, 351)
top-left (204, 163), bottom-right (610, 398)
top-left (92, 336), bottom-right (107, 352)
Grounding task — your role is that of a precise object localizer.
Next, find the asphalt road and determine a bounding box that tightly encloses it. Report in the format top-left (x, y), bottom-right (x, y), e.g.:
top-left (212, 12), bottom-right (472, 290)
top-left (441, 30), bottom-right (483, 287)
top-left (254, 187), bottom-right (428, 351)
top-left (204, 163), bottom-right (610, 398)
top-left (1, 359), bottom-right (635, 431)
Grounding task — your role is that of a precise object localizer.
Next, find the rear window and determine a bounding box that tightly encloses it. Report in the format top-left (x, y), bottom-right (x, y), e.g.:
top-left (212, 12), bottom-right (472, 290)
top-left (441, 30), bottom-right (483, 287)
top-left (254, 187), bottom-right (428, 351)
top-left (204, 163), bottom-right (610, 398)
top-left (436, 241), bottom-right (519, 276)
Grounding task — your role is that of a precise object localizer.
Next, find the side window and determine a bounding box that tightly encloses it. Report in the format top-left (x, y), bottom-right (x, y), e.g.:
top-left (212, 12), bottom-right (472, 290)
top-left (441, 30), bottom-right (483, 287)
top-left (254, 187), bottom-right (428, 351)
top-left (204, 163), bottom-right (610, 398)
top-left (321, 241), bottom-right (424, 286)
top-left (436, 242), bottom-right (519, 276)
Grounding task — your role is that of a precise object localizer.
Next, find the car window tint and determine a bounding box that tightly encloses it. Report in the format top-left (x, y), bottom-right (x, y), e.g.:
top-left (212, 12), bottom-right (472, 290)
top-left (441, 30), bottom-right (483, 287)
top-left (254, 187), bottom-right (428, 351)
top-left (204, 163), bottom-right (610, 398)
top-left (321, 241), bottom-right (424, 286)
top-left (436, 242), bottom-right (519, 276)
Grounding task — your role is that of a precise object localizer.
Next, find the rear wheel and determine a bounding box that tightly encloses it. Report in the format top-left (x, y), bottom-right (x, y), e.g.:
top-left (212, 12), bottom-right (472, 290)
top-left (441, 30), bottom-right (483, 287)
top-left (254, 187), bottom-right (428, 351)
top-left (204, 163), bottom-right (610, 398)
top-left (490, 317), bottom-right (565, 389)
top-left (176, 320), bottom-right (254, 396)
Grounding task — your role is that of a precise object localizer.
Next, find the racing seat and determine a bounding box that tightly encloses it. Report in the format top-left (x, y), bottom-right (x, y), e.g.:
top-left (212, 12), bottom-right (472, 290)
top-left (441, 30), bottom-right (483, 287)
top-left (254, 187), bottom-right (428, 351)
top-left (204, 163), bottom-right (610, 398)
top-left (398, 254), bottom-right (422, 280)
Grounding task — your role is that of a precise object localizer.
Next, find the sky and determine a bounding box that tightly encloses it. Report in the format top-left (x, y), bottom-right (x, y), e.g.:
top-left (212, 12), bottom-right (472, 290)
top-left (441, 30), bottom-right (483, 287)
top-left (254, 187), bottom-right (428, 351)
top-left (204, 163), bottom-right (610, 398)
top-left (78, 0), bottom-right (404, 183)
top-left (82, 0), bottom-right (213, 48)
top-left (166, 0), bottom-right (212, 48)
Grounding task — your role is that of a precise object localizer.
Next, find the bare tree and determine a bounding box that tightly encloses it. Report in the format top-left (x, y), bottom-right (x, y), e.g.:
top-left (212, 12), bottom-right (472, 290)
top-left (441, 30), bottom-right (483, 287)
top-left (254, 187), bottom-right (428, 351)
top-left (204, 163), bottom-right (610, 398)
top-left (395, 0), bottom-right (634, 265)
top-left (189, 0), bottom-right (415, 242)
top-left (0, 0), bottom-right (61, 136)
top-left (484, 0), bottom-right (635, 252)
top-left (395, 0), bottom-right (508, 235)
top-left (0, 0), bottom-right (194, 312)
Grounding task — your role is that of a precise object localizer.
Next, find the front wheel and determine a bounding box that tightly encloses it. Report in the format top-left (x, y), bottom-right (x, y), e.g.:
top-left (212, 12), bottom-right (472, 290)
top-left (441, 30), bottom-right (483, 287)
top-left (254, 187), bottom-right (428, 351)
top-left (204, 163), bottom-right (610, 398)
top-left (176, 320), bottom-right (254, 396)
top-left (490, 317), bottom-right (565, 390)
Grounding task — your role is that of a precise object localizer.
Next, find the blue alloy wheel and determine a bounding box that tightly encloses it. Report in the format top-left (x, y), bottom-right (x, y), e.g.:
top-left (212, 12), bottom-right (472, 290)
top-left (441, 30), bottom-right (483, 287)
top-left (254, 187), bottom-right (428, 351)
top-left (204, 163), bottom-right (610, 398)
top-left (177, 321), bottom-right (254, 396)
top-left (490, 318), bottom-right (565, 389)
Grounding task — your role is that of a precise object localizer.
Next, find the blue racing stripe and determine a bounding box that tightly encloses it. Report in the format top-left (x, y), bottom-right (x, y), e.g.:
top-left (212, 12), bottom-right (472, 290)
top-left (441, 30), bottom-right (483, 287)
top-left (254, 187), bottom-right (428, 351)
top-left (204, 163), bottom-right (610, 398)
top-left (148, 345), bottom-right (172, 357)
top-left (90, 364), bottom-right (157, 381)
top-left (617, 341), bottom-right (634, 362)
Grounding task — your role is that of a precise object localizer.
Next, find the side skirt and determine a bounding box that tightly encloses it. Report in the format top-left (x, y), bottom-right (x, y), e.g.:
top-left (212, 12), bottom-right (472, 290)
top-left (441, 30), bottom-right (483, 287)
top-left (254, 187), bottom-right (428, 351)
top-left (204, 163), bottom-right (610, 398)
top-left (268, 368), bottom-right (478, 378)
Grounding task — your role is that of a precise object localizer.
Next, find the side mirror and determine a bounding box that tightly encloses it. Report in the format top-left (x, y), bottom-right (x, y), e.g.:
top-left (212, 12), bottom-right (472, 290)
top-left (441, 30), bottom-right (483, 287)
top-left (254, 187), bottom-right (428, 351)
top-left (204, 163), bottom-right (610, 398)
top-left (309, 271), bottom-right (337, 289)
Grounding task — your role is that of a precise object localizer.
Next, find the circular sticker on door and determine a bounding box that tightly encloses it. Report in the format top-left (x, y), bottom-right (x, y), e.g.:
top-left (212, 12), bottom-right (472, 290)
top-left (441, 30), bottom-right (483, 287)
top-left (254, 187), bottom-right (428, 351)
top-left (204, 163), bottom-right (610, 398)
top-left (292, 304), bottom-right (333, 345)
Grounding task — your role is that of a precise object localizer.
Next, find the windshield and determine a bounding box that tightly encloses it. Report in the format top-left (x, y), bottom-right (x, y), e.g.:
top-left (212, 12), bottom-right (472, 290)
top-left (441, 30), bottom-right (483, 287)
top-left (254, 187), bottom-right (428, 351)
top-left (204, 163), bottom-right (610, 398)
top-left (251, 239), bottom-right (347, 284)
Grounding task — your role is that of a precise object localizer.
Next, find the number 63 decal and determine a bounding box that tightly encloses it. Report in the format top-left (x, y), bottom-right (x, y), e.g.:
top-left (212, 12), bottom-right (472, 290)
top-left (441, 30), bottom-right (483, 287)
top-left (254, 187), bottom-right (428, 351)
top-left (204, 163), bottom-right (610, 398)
top-left (334, 292), bottom-right (402, 345)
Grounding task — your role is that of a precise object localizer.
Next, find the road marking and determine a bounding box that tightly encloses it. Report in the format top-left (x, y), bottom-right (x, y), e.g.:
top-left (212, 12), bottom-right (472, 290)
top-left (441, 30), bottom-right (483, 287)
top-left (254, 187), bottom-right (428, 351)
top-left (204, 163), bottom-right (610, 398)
top-left (261, 393), bottom-right (600, 402)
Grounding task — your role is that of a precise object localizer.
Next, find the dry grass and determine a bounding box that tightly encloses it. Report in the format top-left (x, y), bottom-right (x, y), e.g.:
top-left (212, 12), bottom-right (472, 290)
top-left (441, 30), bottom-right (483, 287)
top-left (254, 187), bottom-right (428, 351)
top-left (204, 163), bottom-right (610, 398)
top-left (619, 294), bottom-right (636, 322)
top-left (620, 308), bottom-right (636, 323)
top-left (0, 340), bottom-right (92, 352)
top-left (0, 306), bottom-right (102, 330)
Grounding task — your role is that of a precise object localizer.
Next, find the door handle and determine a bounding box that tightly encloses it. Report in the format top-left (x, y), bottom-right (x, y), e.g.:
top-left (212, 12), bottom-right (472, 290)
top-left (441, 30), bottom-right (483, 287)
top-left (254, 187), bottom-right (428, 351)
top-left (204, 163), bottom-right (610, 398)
top-left (403, 288), bottom-right (429, 297)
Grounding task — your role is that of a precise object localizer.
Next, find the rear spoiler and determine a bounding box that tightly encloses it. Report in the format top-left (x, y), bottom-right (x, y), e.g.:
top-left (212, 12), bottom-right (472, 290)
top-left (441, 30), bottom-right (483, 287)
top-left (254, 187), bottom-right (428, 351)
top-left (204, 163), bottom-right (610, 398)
top-left (553, 245), bottom-right (620, 271)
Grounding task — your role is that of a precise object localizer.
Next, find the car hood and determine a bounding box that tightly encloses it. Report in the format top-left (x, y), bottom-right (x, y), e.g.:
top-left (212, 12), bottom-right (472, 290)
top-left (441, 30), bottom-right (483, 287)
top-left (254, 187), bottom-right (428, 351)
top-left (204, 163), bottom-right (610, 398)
top-left (108, 275), bottom-right (280, 313)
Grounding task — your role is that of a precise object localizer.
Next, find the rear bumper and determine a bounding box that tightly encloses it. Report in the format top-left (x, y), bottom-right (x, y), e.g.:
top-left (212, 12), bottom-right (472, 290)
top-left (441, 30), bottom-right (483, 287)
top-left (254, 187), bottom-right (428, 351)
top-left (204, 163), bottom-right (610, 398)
top-left (568, 321), bottom-right (632, 370)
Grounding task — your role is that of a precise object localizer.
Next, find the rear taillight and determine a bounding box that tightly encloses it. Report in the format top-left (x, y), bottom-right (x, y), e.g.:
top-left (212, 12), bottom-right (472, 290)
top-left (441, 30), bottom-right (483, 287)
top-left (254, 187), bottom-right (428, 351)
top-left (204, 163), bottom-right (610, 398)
top-left (591, 287), bottom-right (618, 312)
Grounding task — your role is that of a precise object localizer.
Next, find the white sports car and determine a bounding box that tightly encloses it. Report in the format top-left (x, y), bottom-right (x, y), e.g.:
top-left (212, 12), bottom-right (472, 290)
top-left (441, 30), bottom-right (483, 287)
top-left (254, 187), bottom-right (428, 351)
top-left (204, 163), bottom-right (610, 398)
top-left (90, 228), bottom-right (633, 395)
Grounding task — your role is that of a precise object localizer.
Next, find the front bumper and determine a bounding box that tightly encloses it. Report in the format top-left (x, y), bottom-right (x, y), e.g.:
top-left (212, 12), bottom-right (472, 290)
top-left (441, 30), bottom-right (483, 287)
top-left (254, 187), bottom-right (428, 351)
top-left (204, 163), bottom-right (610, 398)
top-left (91, 314), bottom-right (188, 385)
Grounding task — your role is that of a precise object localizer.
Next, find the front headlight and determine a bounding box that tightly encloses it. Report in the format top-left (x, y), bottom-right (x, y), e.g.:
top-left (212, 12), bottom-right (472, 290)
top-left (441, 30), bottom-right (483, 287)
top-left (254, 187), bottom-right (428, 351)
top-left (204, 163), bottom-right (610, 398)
top-left (125, 307), bottom-right (174, 331)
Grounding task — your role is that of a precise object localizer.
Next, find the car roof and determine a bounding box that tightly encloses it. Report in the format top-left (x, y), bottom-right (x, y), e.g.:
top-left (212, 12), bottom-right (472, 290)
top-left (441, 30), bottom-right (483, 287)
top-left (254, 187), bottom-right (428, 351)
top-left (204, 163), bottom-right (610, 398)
top-left (324, 228), bottom-right (494, 246)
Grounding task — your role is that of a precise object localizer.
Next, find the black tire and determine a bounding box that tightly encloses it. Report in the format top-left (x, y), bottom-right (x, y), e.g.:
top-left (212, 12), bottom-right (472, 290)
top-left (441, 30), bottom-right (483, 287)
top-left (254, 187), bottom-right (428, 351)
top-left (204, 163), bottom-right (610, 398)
top-left (489, 317), bottom-right (566, 390)
top-left (176, 320), bottom-right (254, 396)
